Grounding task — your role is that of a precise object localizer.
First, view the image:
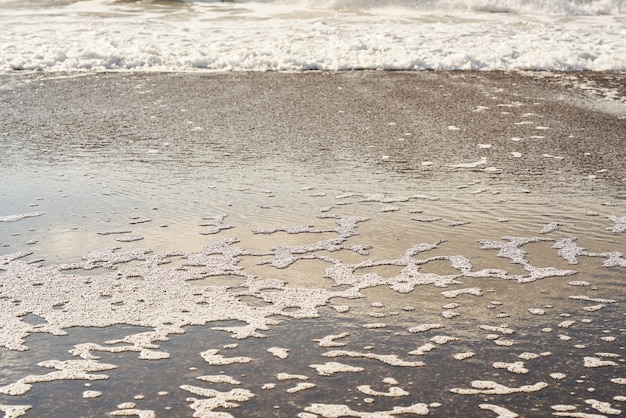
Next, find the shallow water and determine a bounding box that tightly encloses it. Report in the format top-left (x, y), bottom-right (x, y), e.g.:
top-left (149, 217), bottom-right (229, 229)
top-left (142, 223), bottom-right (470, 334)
top-left (0, 71), bottom-right (625, 417)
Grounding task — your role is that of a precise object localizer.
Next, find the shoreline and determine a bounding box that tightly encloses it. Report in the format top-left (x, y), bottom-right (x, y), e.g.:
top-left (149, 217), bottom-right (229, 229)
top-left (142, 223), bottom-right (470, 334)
top-left (1, 70), bottom-right (625, 195)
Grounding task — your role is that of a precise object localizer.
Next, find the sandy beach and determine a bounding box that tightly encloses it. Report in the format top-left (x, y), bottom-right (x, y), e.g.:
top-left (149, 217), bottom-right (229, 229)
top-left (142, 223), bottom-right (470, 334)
top-left (0, 71), bottom-right (625, 417)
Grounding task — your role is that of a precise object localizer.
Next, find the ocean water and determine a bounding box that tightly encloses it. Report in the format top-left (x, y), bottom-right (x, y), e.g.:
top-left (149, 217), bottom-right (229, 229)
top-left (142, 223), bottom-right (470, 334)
top-left (0, 0), bottom-right (625, 72)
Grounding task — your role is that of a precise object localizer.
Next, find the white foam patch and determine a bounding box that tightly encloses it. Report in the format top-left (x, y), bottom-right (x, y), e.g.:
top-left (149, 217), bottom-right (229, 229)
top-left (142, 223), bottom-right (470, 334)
top-left (453, 352), bottom-right (475, 361)
top-left (478, 236), bottom-right (577, 283)
top-left (276, 373), bottom-right (308, 381)
top-left (197, 375), bottom-right (241, 385)
top-left (528, 308), bottom-right (545, 315)
top-left (322, 350), bottom-right (424, 367)
top-left (585, 399), bottom-right (622, 415)
top-left (309, 362), bottom-right (364, 376)
top-left (448, 157), bottom-right (488, 169)
top-left (0, 212), bottom-right (45, 222)
top-left (267, 347), bottom-right (290, 359)
top-left (313, 333), bottom-right (350, 348)
top-left (442, 311), bottom-right (461, 319)
top-left (116, 236), bottom-right (144, 243)
top-left (0, 360), bottom-right (117, 396)
top-left (449, 220), bottom-right (470, 227)
top-left (479, 404), bottom-right (519, 418)
top-left (430, 335), bottom-right (459, 345)
top-left (198, 215), bottom-right (234, 235)
top-left (569, 295), bottom-right (616, 304)
top-left (493, 361), bottom-right (529, 374)
top-left (552, 405), bottom-right (578, 412)
top-left (357, 385), bottom-right (409, 397)
top-left (607, 216), bottom-right (626, 233)
top-left (83, 390), bottom-right (102, 398)
top-left (97, 229), bottom-right (133, 236)
top-left (200, 350), bottom-right (252, 366)
top-left (554, 237), bottom-right (626, 267)
top-left (287, 382), bottom-right (316, 393)
top-left (480, 325), bottom-right (514, 335)
top-left (441, 288), bottom-right (483, 298)
top-left (409, 343), bottom-right (437, 356)
top-left (450, 380), bottom-right (548, 395)
top-left (568, 281), bottom-right (591, 287)
top-left (408, 323), bottom-right (444, 333)
top-left (363, 323), bottom-right (387, 329)
top-left (0, 405), bottom-right (31, 418)
top-left (540, 222), bottom-right (562, 234)
top-left (180, 387), bottom-right (255, 416)
top-left (110, 407), bottom-right (155, 417)
top-left (305, 402), bottom-right (430, 417)
top-left (584, 357), bottom-right (618, 368)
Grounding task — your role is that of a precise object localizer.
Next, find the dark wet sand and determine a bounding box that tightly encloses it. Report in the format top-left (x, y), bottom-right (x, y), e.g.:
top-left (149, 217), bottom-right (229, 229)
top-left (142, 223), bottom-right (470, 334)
top-left (1, 71), bottom-right (624, 195)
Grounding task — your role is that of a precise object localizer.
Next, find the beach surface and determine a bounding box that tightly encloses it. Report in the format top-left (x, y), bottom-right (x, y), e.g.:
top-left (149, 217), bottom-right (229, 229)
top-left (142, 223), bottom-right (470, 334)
top-left (0, 71), bottom-right (625, 417)
top-left (2, 71), bottom-right (625, 192)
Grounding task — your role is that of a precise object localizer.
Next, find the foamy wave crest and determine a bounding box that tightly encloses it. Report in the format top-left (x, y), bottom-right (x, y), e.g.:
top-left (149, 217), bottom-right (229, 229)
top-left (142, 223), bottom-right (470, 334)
top-left (0, 0), bottom-right (624, 72)
top-left (251, 0), bottom-right (626, 15)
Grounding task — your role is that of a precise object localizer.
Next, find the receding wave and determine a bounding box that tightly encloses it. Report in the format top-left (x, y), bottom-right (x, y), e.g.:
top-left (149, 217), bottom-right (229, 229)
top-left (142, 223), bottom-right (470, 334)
top-left (0, 0), bottom-right (624, 72)
top-left (226, 0), bottom-right (625, 16)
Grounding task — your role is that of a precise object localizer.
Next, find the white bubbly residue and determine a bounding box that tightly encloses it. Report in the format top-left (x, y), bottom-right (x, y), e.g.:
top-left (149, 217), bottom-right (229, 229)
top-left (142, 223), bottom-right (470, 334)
top-left (1, 0), bottom-right (624, 73)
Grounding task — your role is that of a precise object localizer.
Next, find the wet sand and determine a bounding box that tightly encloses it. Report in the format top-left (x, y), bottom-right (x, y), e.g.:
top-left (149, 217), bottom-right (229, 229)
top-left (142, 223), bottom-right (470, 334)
top-left (0, 71), bottom-right (625, 417)
top-left (1, 71), bottom-right (625, 194)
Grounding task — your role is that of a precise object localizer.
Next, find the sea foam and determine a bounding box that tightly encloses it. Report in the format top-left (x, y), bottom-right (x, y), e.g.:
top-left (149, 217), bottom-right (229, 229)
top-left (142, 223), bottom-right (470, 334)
top-left (0, 0), bottom-right (624, 73)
